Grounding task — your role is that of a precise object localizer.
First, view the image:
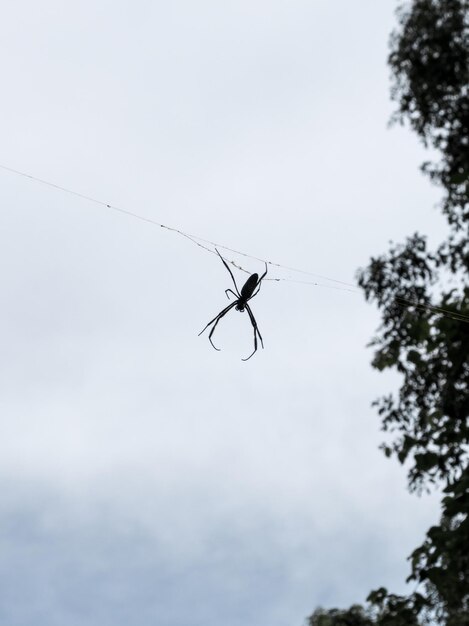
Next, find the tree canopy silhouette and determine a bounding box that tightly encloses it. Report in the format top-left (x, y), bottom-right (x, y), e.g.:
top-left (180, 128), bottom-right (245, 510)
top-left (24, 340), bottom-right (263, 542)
top-left (308, 1), bottom-right (469, 624)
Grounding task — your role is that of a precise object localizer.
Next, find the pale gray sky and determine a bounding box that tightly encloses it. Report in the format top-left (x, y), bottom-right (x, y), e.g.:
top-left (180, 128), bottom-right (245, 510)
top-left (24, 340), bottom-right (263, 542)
top-left (0, 1), bottom-right (447, 625)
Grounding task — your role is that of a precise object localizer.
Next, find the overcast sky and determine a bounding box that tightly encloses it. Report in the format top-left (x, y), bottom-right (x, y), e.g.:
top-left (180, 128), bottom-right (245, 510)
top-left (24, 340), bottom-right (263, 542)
top-left (0, 2), bottom-right (449, 625)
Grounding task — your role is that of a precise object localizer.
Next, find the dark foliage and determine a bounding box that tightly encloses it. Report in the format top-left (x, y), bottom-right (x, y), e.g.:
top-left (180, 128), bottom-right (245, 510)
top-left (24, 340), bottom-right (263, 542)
top-left (358, 235), bottom-right (469, 492)
top-left (307, 1), bottom-right (469, 624)
top-left (408, 467), bottom-right (469, 623)
top-left (389, 0), bottom-right (469, 229)
top-left (307, 605), bottom-right (374, 626)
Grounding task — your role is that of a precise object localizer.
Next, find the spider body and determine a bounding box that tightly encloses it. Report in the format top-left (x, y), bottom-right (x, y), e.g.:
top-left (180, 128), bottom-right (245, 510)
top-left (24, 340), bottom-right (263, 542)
top-left (199, 250), bottom-right (267, 361)
top-left (237, 273), bottom-right (259, 310)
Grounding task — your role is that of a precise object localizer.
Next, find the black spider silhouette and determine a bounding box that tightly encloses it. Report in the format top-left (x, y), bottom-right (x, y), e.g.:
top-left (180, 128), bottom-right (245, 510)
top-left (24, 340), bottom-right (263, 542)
top-left (199, 249), bottom-right (268, 361)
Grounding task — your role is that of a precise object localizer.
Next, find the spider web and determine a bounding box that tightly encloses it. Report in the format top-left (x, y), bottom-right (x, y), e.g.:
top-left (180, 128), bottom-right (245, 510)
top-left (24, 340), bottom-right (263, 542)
top-left (1, 162), bottom-right (468, 325)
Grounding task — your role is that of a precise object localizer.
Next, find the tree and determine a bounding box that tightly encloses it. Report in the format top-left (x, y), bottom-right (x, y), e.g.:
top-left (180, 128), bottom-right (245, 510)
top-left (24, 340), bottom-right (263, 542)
top-left (308, 605), bottom-right (374, 626)
top-left (307, 1), bottom-right (469, 624)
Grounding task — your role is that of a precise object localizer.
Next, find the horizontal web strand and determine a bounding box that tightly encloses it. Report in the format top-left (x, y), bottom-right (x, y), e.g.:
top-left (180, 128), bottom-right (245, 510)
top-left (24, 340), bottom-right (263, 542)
top-left (1, 162), bottom-right (468, 324)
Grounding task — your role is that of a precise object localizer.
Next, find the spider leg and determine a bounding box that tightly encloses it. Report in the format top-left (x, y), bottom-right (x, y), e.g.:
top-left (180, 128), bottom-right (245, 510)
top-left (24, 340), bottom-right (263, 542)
top-left (225, 289), bottom-right (238, 300)
top-left (241, 304), bottom-right (263, 361)
top-left (250, 284), bottom-right (262, 300)
top-left (259, 261), bottom-right (268, 282)
top-left (216, 248), bottom-right (241, 297)
top-left (245, 303), bottom-right (263, 348)
top-left (207, 308), bottom-right (234, 351)
top-left (198, 301), bottom-right (237, 336)
top-left (199, 301), bottom-right (238, 351)
top-left (249, 262), bottom-right (268, 300)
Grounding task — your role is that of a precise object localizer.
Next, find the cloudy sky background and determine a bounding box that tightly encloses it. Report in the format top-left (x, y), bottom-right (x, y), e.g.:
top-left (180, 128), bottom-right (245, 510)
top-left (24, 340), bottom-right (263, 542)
top-left (0, 1), bottom-right (448, 625)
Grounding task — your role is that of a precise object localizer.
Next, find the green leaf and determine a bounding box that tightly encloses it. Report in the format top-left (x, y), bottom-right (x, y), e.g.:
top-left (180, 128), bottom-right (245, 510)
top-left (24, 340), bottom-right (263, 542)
top-left (449, 170), bottom-right (469, 185)
top-left (407, 349), bottom-right (422, 365)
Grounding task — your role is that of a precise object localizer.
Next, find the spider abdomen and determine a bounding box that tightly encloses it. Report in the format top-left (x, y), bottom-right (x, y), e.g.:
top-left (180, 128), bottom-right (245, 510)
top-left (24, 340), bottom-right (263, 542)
top-left (240, 273), bottom-right (259, 300)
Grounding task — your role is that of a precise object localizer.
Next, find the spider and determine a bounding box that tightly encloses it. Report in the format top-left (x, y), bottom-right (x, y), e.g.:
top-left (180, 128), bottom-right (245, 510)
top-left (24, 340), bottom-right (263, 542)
top-left (199, 249), bottom-right (268, 361)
